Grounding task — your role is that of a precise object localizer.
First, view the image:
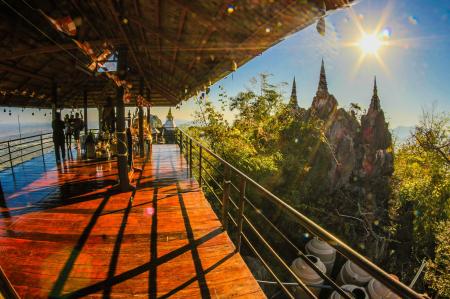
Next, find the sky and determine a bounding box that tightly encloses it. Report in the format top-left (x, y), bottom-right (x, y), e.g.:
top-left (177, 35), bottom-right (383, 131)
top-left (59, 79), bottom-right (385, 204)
top-left (1, 0), bottom-right (449, 133)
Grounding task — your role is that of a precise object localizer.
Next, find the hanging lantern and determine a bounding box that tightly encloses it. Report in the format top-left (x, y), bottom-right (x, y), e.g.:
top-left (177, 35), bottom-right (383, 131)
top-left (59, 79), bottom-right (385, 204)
top-left (316, 1), bottom-right (326, 36)
top-left (232, 60), bottom-right (237, 71)
top-left (316, 17), bottom-right (326, 36)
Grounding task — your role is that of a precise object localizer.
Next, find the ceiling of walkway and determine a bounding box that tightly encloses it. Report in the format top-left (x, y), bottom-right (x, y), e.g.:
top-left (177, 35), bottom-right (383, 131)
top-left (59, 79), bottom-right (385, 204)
top-left (0, 0), bottom-right (353, 108)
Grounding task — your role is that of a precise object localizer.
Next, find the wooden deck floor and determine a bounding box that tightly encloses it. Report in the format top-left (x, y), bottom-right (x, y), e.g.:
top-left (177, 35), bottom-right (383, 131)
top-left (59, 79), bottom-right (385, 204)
top-left (0, 145), bottom-right (265, 298)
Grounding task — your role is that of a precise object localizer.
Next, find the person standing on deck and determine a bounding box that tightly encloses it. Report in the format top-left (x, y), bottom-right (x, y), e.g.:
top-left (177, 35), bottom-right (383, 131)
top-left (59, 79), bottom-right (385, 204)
top-left (64, 114), bottom-right (73, 159)
top-left (73, 112), bottom-right (84, 150)
top-left (52, 112), bottom-right (66, 163)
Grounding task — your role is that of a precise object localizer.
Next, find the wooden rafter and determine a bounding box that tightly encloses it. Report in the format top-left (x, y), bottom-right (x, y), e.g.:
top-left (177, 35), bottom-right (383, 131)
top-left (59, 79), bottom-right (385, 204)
top-left (171, 8), bottom-right (187, 74)
top-left (155, 0), bottom-right (161, 66)
top-left (0, 63), bottom-right (52, 83)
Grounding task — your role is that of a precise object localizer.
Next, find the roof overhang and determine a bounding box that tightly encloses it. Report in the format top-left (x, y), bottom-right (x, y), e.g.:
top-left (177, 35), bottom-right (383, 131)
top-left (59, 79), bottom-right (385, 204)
top-left (0, 0), bottom-right (354, 108)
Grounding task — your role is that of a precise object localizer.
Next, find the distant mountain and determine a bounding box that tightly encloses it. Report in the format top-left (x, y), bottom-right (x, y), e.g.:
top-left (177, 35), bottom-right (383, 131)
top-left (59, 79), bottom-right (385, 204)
top-left (392, 126), bottom-right (414, 144)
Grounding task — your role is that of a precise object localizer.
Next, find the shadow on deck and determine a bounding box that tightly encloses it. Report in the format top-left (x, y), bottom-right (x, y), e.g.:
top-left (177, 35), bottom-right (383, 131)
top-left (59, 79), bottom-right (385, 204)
top-left (0, 145), bottom-right (264, 298)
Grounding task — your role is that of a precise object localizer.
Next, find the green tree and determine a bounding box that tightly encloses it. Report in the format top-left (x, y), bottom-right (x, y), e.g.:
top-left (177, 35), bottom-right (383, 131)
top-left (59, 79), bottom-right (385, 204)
top-left (391, 110), bottom-right (449, 295)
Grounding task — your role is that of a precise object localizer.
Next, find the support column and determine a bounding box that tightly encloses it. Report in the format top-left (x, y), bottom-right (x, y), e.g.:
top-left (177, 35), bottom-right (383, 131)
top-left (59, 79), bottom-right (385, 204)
top-left (116, 47), bottom-right (130, 191)
top-left (146, 88), bottom-right (151, 124)
top-left (97, 105), bottom-right (103, 133)
top-left (138, 78), bottom-right (144, 158)
top-left (83, 90), bottom-right (88, 135)
top-left (147, 106), bottom-right (152, 143)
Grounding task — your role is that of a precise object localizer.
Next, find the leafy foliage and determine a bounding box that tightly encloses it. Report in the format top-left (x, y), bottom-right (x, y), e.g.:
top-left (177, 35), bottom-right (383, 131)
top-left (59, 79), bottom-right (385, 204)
top-left (392, 110), bottom-right (449, 295)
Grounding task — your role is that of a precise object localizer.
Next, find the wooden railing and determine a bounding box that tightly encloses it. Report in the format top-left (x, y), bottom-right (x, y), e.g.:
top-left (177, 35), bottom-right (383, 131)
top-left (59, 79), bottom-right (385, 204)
top-left (176, 128), bottom-right (428, 299)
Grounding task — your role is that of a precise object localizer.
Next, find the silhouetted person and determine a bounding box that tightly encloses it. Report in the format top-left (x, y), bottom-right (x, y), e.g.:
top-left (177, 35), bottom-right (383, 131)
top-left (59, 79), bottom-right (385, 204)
top-left (52, 112), bottom-right (65, 163)
top-left (64, 114), bottom-right (73, 159)
top-left (73, 112), bottom-right (84, 150)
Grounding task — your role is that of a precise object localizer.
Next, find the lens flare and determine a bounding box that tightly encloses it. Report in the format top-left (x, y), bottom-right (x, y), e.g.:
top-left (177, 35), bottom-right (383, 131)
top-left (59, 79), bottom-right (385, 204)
top-left (359, 33), bottom-right (382, 54)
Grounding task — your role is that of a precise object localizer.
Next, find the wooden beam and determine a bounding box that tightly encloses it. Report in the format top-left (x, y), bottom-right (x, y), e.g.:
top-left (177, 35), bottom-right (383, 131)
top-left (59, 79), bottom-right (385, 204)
top-left (0, 39), bottom-right (260, 62)
top-left (0, 63), bottom-right (52, 83)
top-left (171, 8), bottom-right (187, 74)
top-left (127, 16), bottom-right (182, 49)
top-left (0, 39), bottom-right (125, 61)
top-left (156, 0), bottom-right (161, 66)
top-left (170, 0), bottom-right (219, 31)
top-left (182, 0), bottom-right (234, 82)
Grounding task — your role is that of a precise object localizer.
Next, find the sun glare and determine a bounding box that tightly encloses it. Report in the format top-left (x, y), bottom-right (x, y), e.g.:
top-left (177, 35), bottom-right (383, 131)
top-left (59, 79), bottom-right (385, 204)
top-left (359, 34), bottom-right (382, 54)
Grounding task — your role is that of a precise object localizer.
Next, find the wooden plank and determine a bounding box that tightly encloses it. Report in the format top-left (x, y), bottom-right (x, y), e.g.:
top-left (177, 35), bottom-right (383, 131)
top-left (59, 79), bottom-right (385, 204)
top-left (0, 144), bottom-right (265, 298)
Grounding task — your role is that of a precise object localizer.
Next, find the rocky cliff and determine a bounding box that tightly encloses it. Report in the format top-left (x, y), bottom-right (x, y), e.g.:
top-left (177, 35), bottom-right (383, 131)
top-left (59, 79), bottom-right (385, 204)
top-left (284, 62), bottom-right (393, 260)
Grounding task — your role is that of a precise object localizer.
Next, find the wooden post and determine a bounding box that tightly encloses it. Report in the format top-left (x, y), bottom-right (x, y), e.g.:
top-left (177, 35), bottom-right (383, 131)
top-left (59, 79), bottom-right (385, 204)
top-left (97, 105), bottom-right (103, 133)
top-left (83, 90), bottom-right (88, 135)
top-left (138, 78), bottom-right (144, 158)
top-left (116, 47), bottom-right (130, 191)
top-left (146, 89), bottom-right (151, 124)
top-left (236, 178), bottom-right (246, 252)
top-left (221, 165), bottom-right (231, 231)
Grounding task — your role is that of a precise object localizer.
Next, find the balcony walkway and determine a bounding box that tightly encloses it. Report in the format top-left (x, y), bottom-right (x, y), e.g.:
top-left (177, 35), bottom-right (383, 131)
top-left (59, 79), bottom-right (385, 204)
top-left (0, 145), bottom-right (264, 298)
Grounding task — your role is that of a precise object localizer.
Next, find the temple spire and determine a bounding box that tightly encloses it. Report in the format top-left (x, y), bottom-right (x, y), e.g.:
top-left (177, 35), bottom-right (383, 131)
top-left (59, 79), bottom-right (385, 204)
top-left (373, 76), bottom-right (378, 96)
top-left (317, 58), bottom-right (328, 95)
top-left (289, 77), bottom-right (298, 108)
top-left (167, 107), bottom-right (173, 120)
top-left (370, 76), bottom-right (381, 111)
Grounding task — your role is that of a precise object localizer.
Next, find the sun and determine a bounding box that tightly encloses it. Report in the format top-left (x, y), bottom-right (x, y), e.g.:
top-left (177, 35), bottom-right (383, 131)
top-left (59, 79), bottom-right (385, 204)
top-left (359, 33), bottom-right (382, 54)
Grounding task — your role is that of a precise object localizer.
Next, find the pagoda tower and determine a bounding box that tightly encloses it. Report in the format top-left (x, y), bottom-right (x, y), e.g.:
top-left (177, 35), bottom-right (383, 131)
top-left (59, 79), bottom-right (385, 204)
top-left (361, 77), bottom-right (393, 175)
top-left (288, 77), bottom-right (299, 109)
top-left (311, 59), bottom-right (337, 119)
top-left (163, 108), bottom-right (177, 143)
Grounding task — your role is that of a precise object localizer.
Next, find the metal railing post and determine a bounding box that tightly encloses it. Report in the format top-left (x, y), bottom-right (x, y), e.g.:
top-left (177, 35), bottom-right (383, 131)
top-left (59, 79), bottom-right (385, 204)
top-left (40, 134), bottom-right (45, 161)
top-left (7, 141), bottom-right (13, 171)
top-left (221, 165), bottom-right (231, 231)
top-left (236, 177), bottom-right (246, 252)
top-left (180, 131), bottom-right (183, 154)
top-left (189, 139), bottom-right (193, 177)
top-left (198, 147), bottom-right (202, 187)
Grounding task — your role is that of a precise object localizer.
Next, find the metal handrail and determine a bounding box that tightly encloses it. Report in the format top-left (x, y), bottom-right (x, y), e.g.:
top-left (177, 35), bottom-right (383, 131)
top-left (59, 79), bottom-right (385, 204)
top-left (0, 132), bottom-right (52, 144)
top-left (0, 265), bottom-right (20, 299)
top-left (175, 128), bottom-right (428, 299)
top-left (0, 129), bottom-right (97, 172)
